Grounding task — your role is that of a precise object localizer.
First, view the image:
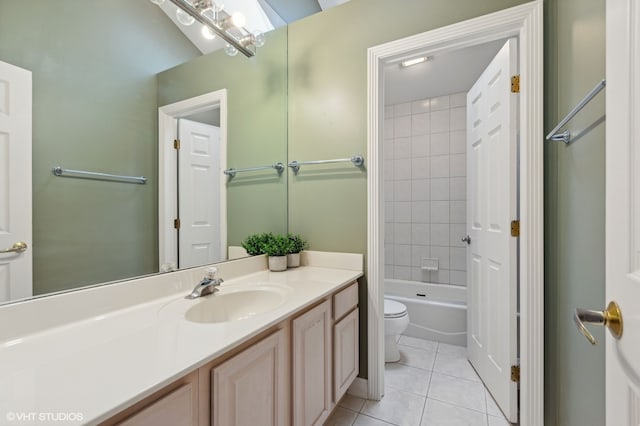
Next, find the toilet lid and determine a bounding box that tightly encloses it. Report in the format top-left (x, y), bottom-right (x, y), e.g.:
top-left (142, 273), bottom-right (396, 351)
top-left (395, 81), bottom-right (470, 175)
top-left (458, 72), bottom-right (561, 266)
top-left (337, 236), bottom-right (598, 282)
top-left (384, 299), bottom-right (407, 318)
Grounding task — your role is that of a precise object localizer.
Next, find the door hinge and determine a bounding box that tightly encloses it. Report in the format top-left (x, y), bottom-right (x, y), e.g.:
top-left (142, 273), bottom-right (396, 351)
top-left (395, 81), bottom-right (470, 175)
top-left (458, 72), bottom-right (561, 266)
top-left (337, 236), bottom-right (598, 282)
top-left (174, 139), bottom-right (181, 150)
top-left (174, 218), bottom-right (180, 229)
top-left (511, 220), bottom-right (520, 237)
top-left (511, 365), bottom-right (520, 383)
top-left (511, 75), bottom-right (520, 93)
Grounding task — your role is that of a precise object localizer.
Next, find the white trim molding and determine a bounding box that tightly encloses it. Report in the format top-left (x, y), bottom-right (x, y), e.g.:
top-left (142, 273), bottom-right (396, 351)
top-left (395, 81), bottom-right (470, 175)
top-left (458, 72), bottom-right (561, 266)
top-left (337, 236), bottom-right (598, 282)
top-left (158, 89), bottom-right (228, 269)
top-left (366, 2), bottom-right (543, 425)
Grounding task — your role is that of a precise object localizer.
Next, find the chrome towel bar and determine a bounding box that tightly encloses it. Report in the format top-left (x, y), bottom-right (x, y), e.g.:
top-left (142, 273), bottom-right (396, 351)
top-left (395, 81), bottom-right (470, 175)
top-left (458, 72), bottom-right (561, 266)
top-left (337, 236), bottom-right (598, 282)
top-left (288, 155), bottom-right (365, 174)
top-left (223, 162), bottom-right (285, 178)
top-left (52, 166), bottom-right (147, 184)
top-left (546, 79), bottom-right (606, 144)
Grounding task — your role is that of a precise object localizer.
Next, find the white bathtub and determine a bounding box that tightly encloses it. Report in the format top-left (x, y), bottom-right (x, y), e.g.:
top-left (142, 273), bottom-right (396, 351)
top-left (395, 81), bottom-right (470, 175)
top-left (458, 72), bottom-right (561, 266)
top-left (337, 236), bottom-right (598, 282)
top-left (384, 278), bottom-right (467, 346)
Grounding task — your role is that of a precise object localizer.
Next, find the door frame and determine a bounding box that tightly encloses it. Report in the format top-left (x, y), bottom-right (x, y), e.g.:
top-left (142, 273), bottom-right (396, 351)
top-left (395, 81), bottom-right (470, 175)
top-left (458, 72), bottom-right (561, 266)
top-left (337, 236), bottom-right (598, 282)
top-left (365, 2), bottom-right (543, 425)
top-left (158, 89), bottom-right (228, 270)
top-left (605, 0), bottom-right (640, 424)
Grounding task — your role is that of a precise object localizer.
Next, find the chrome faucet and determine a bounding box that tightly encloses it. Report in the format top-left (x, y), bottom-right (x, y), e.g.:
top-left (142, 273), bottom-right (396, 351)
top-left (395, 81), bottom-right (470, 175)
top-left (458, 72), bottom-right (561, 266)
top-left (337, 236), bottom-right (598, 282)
top-left (186, 267), bottom-right (224, 299)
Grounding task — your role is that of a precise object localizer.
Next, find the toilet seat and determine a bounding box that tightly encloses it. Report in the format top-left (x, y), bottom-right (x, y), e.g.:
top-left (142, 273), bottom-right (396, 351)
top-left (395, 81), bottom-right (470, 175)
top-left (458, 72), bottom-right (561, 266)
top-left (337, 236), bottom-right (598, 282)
top-left (384, 299), bottom-right (407, 319)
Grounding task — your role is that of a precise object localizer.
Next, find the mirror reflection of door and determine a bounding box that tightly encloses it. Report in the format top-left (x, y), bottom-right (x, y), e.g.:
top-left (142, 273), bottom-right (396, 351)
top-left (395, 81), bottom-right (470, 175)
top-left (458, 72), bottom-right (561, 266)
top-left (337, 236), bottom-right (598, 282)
top-left (158, 90), bottom-right (227, 273)
top-left (0, 60), bottom-right (32, 302)
top-left (176, 116), bottom-right (223, 269)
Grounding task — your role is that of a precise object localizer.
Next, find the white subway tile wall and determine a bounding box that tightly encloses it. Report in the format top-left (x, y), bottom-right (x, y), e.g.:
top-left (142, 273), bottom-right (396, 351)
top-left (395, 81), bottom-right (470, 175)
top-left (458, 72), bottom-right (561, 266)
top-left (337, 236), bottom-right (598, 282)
top-left (384, 93), bottom-right (468, 286)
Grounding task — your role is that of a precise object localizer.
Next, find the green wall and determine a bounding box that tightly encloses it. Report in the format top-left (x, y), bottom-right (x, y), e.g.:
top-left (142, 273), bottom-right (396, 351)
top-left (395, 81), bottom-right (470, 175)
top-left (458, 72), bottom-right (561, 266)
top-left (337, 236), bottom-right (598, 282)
top-left (544, 0), bottom-right (606, 424)
top-left (2, 0), bottom-right (607, 421)
top-left (0, 0), bottom-right (200, 294)
top-left (287, 0), bottom-right (531, 379)
top-left (156, 27), bottom-right (288, 246)
top-left (290, 0), bottom-right (607, 423)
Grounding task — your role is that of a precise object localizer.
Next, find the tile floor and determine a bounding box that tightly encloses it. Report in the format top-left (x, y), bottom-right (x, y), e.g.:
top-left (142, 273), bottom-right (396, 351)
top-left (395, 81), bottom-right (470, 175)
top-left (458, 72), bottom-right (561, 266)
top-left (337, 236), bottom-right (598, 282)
top-left (324, 335), bottom-right (513, 426)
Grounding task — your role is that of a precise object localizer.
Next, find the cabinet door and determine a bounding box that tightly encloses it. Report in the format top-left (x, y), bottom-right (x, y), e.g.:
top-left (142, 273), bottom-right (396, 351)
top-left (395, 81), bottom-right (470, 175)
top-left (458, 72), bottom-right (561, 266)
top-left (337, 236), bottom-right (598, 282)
top-left (211, 329), bottom-right (288, 426)
top-left (334, 308), bottom-right (359, 402)
top-left (117, 383), bottom-right (195, 426)
top-left (292, 300), bottom-right (332, 426)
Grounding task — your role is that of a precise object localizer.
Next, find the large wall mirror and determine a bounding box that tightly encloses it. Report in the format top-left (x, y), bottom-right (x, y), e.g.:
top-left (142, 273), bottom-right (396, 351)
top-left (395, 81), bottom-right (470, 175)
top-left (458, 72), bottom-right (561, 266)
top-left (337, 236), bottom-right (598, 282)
top-left (0, 0), bottom-right (288, 304)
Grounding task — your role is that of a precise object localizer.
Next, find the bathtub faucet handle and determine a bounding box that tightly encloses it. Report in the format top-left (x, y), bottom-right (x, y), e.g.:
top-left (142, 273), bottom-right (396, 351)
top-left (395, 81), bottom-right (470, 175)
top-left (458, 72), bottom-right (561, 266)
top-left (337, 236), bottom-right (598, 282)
top-left (461, 235), bottom-right (471, 245)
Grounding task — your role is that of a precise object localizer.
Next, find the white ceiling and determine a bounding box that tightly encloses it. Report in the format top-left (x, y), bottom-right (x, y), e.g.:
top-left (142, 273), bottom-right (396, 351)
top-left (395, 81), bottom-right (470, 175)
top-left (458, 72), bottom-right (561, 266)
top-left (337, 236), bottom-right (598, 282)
top-left (384, 39), bottom-right (508, 105)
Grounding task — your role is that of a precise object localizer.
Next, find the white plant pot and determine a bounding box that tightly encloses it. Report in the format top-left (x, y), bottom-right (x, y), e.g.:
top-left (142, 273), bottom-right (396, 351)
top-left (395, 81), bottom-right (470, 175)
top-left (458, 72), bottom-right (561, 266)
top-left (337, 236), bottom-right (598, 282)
top-left (287, 253), bottom-right (300, 268)
top-left (268, 256), bottom-right (287, 272)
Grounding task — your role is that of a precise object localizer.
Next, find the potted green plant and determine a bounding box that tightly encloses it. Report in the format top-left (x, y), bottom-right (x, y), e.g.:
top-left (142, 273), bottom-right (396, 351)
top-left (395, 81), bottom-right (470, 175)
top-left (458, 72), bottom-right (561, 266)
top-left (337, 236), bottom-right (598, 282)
top-left (286, 233), bottom-right (307, 268)
top-left (263, 233), bottom-right (290, 271)
top-left (241, 233), bottom-right (269, 256)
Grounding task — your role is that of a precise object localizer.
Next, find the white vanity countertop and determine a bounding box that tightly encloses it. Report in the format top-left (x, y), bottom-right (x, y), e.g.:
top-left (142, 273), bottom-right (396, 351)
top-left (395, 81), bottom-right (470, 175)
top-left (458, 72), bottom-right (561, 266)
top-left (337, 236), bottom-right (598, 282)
top-left (0, 253), bottom-right (363, 425)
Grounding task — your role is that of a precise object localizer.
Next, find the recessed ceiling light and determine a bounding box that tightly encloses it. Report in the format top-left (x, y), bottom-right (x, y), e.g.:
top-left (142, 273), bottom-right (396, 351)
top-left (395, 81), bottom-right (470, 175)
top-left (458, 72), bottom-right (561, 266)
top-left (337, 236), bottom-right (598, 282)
top-left (400, 56), bottom-right (429, 68)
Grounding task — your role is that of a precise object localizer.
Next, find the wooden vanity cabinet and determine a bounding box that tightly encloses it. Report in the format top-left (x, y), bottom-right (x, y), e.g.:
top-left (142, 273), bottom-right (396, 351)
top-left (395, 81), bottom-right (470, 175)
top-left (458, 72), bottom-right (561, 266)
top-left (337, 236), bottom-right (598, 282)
top-left (291, 281), bottom-right (359, 426)
top-left (103, 280), bottom-right (359, 426)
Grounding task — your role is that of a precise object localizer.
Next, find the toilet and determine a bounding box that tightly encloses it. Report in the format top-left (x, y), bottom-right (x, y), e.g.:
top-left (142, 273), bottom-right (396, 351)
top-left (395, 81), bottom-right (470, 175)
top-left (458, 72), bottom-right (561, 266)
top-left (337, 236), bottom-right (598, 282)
top-left (384, 298), bottom-right (410, 362)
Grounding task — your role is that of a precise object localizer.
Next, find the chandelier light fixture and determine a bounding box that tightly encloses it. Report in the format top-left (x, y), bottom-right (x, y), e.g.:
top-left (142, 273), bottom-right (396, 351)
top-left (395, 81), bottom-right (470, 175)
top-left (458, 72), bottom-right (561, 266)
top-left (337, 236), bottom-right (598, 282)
top-left (150, 0), bottom-right (265, 57)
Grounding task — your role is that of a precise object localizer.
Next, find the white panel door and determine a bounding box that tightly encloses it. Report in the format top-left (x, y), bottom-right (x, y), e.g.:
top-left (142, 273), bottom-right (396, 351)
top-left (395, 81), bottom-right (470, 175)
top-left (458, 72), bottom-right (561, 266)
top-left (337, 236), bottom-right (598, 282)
top-left (0, 60), bottom-right (32, 303)
top-left (178, 118), bottom-right (222, 269)
top-left (466, 38), bottom-right (518, 422)
top-left (605, 1), bottom-right (640, 424)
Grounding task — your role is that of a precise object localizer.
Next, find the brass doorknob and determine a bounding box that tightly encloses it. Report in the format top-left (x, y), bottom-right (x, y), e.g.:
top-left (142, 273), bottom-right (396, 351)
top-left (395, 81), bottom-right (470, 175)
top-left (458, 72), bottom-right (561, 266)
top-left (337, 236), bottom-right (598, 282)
top-left (574, 301), bottom-right (623, 345)
top-left (0, 242), bottom-right (28, 254)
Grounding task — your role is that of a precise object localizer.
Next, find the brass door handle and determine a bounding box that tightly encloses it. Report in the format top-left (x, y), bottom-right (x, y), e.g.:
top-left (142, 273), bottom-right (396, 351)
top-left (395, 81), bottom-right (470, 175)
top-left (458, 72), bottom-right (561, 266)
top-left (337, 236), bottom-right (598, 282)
top-left (461, 235), bottom-right (471, 245)
top-left (574, 301), bottom-right (623, 345)
top-left (0, 242), bottom-right (28, 254)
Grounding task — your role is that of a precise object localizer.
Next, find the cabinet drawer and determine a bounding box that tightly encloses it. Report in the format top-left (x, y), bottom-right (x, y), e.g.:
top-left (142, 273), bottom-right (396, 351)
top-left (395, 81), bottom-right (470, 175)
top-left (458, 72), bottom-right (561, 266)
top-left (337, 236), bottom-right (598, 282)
top-left (333, 282), bottom-right (358, 321)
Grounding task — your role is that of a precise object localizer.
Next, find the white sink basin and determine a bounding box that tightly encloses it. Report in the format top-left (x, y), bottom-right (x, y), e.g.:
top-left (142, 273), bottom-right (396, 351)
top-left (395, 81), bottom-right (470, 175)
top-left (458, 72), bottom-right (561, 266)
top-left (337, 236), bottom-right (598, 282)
top-left (185, 287), bottom-right (286, 323)
top-left (158, 283), bottom-right (291, 324)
